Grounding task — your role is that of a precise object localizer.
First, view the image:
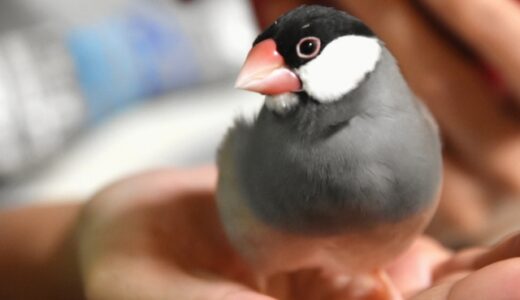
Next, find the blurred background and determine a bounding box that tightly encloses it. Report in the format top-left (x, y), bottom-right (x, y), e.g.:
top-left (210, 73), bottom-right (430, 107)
top-left (0, 0), bottom-right (519, 250)
top-left (0, 0), bottom-right (263, 206)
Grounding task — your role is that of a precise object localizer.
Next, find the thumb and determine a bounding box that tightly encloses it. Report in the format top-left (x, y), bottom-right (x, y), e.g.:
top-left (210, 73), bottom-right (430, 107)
top-left (84, 258), bottom-right (276, 300)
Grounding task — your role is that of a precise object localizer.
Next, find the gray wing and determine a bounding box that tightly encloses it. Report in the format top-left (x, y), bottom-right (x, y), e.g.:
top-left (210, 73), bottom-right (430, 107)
top-left (413, 97), bottom-right (440, 140)
top-left (216, 118), bottom-right (261, 254)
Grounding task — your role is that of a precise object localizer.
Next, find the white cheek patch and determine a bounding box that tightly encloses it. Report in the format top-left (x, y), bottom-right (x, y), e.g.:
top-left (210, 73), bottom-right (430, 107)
top-left (265, 93), bottom-right (299, 114)
top-left (296, 36), bottom-right (382, 103)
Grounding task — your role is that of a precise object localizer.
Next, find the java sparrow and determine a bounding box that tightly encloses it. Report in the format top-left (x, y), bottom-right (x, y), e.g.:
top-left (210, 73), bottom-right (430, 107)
top-left (217, 5), bottom-right (442, 298)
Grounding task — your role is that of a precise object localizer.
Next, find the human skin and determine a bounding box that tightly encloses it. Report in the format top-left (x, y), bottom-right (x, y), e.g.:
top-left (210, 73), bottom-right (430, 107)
top-left (0, 204), bottom-right (84, 299)
top-left (1, 167), bottom-right (520, 300)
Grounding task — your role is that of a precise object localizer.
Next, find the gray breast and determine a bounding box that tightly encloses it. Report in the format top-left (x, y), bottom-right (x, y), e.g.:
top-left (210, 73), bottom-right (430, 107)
top-left (228, 49), bottom-right (442, 235)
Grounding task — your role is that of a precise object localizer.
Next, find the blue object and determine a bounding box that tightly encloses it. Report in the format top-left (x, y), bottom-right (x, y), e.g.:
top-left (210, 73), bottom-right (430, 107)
top-left (67, 5), bottom-right (201, 122)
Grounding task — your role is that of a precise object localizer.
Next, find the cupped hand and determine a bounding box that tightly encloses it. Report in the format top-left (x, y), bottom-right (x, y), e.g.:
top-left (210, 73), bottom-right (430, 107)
top-left (411, 233), bottom-right (520, 299)
top-left (76, 166), bottom-right (520, 299)
top-left (77, 167), bottom-right (269, 300)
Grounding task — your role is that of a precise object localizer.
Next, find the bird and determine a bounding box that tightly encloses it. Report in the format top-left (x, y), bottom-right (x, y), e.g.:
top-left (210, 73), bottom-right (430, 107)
top-left (216, 5), bottom-right (442, 299)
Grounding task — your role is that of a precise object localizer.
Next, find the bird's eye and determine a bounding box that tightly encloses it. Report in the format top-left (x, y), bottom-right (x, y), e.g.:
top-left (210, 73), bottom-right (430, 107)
top-left (296, 37), bottom-right (321, 59)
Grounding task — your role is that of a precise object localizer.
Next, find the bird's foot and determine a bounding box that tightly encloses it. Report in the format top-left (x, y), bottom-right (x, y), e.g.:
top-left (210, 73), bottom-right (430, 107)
top-left (344, 270), bottom-right (403, 300)
top-left (253, 268), bottom-right (403, 300)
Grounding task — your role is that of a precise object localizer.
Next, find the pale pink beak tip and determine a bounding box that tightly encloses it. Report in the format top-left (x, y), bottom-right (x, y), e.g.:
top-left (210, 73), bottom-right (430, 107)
top-left (236, 39), bottom-right (301, 95)
top-left (234, 74), bottom-right (252, 90)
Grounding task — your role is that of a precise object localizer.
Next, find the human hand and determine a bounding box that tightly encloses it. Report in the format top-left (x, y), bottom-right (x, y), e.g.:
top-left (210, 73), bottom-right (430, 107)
top-left (77, 166), bottom-right (271, 300)
top-left (78, 166), bottom-right (413, 300)
top-left (406, 233), bottom-right (520, 299)
top-left (76, 166), bottom-right (520, 299)
top-left (79, 166), bottom-right (408, 300)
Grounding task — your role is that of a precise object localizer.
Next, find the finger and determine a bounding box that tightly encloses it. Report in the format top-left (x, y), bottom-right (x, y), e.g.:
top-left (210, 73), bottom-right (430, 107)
top-left (415, 259), bottom-right (520, 299)
top-left (85, 256), bottom-right (275, 300)
top-left (85, 166), bottom-right (218, 217)
top-left (426, 155), bottom-right (490, 247)
top-left (432, 271), bottom-right (469, 286)
top-left (434, 231), bottom-right (520, 278)
top-left (447, 258), bottom-right (520, 300)
top-left (433, 248), bottom-right (488, 280)
top-left (130, 165), bottom-right (218, 193)
top-left (410, 274), bottom-right (462, 300)
top-left (137, 166), bottom-right (218, 198)
top-left (339, 0), bottom-right (520, 194)
top-left (473, 231), bottom-right (520, 269)
top-left (385, 237), bottom-right (452, 297)
top-left (419, 0), bottom-right (520, 100)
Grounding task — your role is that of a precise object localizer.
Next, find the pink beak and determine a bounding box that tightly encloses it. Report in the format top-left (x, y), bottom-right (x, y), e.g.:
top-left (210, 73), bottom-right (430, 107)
top-left (235, 39), bottom-right (301, 95)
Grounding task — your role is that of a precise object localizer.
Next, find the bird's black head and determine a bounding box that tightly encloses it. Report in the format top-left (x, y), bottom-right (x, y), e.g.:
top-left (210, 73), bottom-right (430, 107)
top-left (236, 5), bottom-right (383, 114)
top-left (254, 5), bottom-right (374, 69)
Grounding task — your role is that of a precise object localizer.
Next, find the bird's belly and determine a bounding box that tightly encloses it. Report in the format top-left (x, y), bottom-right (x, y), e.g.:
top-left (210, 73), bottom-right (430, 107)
top-left (240, 150), bottom-right (437, 235)
top-left (220, 179), bottom-right (436, 276)
top-left (218, 152), bottom-right (438, 276)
